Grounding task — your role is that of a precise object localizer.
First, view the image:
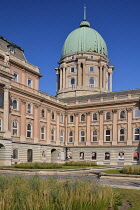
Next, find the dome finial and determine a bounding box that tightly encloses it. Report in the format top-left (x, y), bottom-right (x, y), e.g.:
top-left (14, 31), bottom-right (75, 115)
top-left (84, 5), bottom-right (86, 21)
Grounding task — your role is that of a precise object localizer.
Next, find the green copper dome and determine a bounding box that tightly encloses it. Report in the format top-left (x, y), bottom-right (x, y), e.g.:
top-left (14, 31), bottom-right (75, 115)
top-left (61, 20), bottom-right (108, 58)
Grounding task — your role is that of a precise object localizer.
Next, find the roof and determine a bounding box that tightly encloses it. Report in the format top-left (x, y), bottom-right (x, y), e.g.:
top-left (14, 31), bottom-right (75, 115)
top-left (60, 89), bottom-right (140, 103)
top-left (61, 20), bottom-right (108, 58)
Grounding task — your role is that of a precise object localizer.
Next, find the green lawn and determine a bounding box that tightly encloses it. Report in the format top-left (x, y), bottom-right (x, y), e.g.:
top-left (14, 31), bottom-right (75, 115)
top-left (102, 169), bottom-right (123, 174)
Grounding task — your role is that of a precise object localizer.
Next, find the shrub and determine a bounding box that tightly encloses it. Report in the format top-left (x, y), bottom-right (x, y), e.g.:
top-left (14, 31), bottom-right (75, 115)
top-left (14, 162), bottom-right (62, 169)
top-left (122, 165), bottom-right (140, 175)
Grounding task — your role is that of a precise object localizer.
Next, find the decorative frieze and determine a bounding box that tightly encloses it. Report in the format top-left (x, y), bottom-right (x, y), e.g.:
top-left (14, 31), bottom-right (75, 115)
top-left (20, 99), bottom-right (26, 104)
top-left (126, 108), bottom-right (132, 112)
top-left (112, 109), bottom-right (117, 113)
top-left (74, 113), bottom-right (79, 116)
top-left (98, 110), bottom-right (103, 115)
top-left (86, 112), bottom-right (91, 116)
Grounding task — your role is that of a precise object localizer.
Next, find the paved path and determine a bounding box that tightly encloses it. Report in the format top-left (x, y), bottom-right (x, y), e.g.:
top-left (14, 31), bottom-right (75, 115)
top-left (0, 168), bottom-right (140, 190)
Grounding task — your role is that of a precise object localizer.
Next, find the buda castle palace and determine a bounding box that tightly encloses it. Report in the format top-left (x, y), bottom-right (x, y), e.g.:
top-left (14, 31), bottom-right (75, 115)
top-left (0, 9), bottom-right (140, 165)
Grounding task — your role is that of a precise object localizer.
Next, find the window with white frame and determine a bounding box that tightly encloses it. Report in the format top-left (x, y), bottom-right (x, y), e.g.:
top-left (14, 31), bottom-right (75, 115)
top-left (41, 109), bottom-right (45, 118)
top-left (69, 115), bottom-right (74, 123)
top-left (81, 114), bottom-right (85, 122)
top-left (92, 130), bottom-right (98, 142)
top-left (70, 78), bottom-right (75, 87)
top-left (51, 129), bottom-right (55, 141)
top-left (119, 128), bottom-right (125, 141)
top-left (68, 131), bottom-right (73, 142)
top-left (60, 114), bottom-right (63, 123)
top-left (0, 95), bottom-right (2, 107)
top-left (134, 128), bottom-right (140, 141)
top-left (70, 67), bottom-right (74, 73)
top-left (71, 56), bottom-right (74, 59)
top-left (90, 66), bottom-right (94, 72)
top-left (13, 72), bottom-right (18, 82)
top-left (0, 118), bottom-right (2, 131)
top-left (41, 126), bottom-right (45, 140)
top-left (13, 149), bottom-right (18, 159)
top-left (120, 110), bottom-right (126, 120)
top-left (27, 123), bottom-right (32, 138)
top-left (12, 120), bottom-right (18, 136)
top-left (90, 56), bottom-right (94, 59)
top-left (89, 78), bottom-right (94, 87)
top-left (93, 113), bottom-right (97, 121)
top-left (51, 111), bottom-right (55, 120)
top-left (60, 130), bottom-right (64, 142)
top-left (134, 109), bottom-right (140, 118)
top-left (12, 99), bottom-right (18, 110)
top-left (80, 130), bottom-right (85, 142)
top-left (27, 104), bottom-right (32, 114)
top-left (105, 129), bottom-right (111, 141)
top-left (28, 78), bottom-right (32, 88)
top-left (106, 112), bottom-right (111, 120)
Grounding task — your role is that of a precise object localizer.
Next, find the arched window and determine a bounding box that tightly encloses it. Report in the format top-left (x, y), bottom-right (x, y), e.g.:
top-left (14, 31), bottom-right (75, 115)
top-left (69, 131), bottom-right (73, 142)
top-left (13, 149), bottom-right (18, 159)
top-left (12, 99), bottom-right (18, 110)
top-left (28, 78), bottom-right (32, 88)
top-left (51, 129), bottom-right (55, 141)
top-left (91, 152), bottom-right (96, 160)
top-left (41, 126), bottom-right (45, 140)
top-left (120, 110), bottom-right (126, 120)
top-left (12, 120), bottom-right (18, 136)
top-left (106, 112), bottom-right (111, 120)
top-left (119, 128), bottom-right (125, 141)
top-left (80, 130), bottom-right (85, 142)
top-left (0, 118), bottom-right (2, 131)
top-left (81, 114), bottom-right (85, 122)
top-left (51, 111), bottom-right (55, 120)
top-left (41, 109), bottom-right (45, 118)
top-left (70, 78), bottom-right (75, 87)
top-left (27, 104), bottom-right (32, 114)
top-left (134, 128), bottom-right (140, 141)
top-left (79, 152), bottom-right (84, 160)
top-left (105, 129), bottom-right (111, 141)
top-left (89, 78), bottom-right (94, 87)
top-left (92, 130), bottom-right (98, 142)
top-left (60, 130), bottom-right (64, 142)
top-left (105, 152), bottom-right (110, 160)
top-left (69, 115), bottom-right (74, 123)
top-left (60, 114), bottom-right (63, 123)
top-left (133, 152), bottom-right (139, 161)
top-left (13, 72), bottom-right (18, 82)
top-left (93, 113), bottom-right (97, 121)
top-left (0, 95), bottom-right (2, 107)
top-left (27, 123), bottom-right (32, 138)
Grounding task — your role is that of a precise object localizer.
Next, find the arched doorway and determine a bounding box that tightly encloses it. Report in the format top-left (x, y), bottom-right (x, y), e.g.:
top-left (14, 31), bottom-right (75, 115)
top-left (51, 149), bottom-right (58, 162)
top-left (27, 149), bottom-right (33, 162)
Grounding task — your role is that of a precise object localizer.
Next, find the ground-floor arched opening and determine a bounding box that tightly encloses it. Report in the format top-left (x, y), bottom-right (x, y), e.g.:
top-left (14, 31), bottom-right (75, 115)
top-left (27, 149), bottom-right (33, 162)
top-left (51, 149), bottom-right (58, 162)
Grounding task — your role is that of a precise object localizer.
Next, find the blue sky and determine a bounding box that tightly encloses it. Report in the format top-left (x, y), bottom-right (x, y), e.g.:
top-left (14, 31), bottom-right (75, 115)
top-left (0, 0), bottom-right (140, 96)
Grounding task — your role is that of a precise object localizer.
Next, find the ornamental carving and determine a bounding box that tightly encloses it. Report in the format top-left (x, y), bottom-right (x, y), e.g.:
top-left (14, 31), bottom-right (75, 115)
top-left (74, 113), bottom-right (79, 116)
top-left (34, 103), bottom-right (40, 108)
top-left (126, 108), bottom-right (132, 112)
top-left (86, 112), bottom-right (91, 116)
top-left (20, 99), bottom-right (26, 104)
top-left (112, 109), bottom-right (117, 113)
top-left (47, 108), bottom-right (51, 113)
top-left (56, 111), bottom-right (60, 115)
top-left (98, 110), bottom-right (103, 115)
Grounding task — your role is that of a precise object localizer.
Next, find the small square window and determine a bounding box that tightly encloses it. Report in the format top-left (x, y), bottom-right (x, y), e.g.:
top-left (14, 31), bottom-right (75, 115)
top-left (91, 56), bottom-right (94, 58)
top-left (90, 67), bottom-right (94, 72)
top-left (134, 109), bottom-right (140, 118)
top-left (71, 56), bottom-right (74, 59)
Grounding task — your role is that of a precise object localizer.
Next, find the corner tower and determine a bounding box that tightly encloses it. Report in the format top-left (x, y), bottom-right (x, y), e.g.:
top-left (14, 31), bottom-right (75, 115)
top-left (56, 8), bottom-right (114, 98)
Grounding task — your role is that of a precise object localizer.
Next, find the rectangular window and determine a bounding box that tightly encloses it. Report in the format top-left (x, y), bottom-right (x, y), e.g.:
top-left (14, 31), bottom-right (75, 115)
top-left (105, 129), bottom-right (111, 141)
top-left (134, 109), bottom-right (140, 118)
top-left (90, 67), bottom-right (94, 72)
top-left (70, 67), bottom-right (74, 73)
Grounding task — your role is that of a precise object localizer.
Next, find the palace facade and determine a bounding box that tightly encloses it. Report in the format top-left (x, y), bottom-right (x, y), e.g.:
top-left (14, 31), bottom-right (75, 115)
top-left (0, 15), bottom-right (140, 166)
